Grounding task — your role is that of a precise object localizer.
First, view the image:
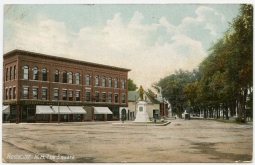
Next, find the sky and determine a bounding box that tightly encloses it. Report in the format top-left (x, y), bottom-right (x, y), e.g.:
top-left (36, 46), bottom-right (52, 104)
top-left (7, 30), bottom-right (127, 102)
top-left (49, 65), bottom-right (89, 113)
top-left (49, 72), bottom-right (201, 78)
top-left (3, 2), bottom-right (246, 91)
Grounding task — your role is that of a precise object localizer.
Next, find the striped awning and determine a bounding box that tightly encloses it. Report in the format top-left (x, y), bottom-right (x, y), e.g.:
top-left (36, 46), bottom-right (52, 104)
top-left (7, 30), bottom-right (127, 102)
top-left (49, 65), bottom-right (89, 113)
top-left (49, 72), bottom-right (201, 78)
top-left (2, 106), bottom-right (10, 114)
top-left (94, 107), bottom-right (112, 114)
top-left (52, 106), bottom-right (72, 114)
top-left (36, 105), bottom-right (55, 114)
top-left (68, 106), bottom-right (87, 114)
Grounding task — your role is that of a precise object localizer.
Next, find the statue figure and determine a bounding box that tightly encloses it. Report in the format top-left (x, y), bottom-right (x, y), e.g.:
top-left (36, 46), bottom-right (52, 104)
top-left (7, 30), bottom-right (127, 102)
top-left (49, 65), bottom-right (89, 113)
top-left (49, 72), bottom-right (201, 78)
top-left (138, 85), bottom-right (144, 101)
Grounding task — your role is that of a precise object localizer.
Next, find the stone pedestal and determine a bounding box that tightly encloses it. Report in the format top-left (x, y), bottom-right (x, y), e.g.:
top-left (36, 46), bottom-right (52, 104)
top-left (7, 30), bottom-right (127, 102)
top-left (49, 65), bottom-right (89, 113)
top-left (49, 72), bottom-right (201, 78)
top-left (133, 101), bottom-right (151, 122)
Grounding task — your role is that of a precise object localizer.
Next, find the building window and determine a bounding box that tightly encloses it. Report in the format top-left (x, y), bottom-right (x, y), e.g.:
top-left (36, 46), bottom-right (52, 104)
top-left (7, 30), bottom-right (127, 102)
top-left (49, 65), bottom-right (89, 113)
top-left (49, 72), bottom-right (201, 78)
top-left (69, 72), bottom-right (73, 84)
top-left (13, 87), bottom-right (16, 99)
top-left (95, 92), bottom-right (99, 102)
top-left (86, 74), bottom-right (90, 85)
top-left (54, 70), bottom-right (59, 82)
top-left (102, 93), bottom-right (106, 102)
top-left (76, 91), bottom-right (80, 101)
top-left (122, 94), bottom-right (126, 103)
top-left (86, 92), bottom-right (90, 102)
top-left (115, 78), bottom-right (118, 88)
top-left (23, 87), bottom-right (29, 99)
top-left (108, 93), bottom-right (112, 103)
top-left (42, 68), bottom-right (47, 81)
top-left (76, 73), bottom-right (80, 85)
top-left (95, 76), bottom-right (99, 86)
top-left (33, 67), bottom-right (38, 80)
top-left (10, 67), bottom-right (12, 80)
top-left (42, 88), bottom-right (47, 100)
top-left (14, 66), bottom-right (16, 79)
top-left (54, 89), bottom-right (59, 100)
top-left (102, 77), bottom-right (106, 87)
top-left (6, 68), bottom-right (8, 81)
top-left (33, 88), bottom-right (38, 100)
top-left (9, 88), bottom-right (12, 99)
top-left (69, 90), bottom-right (73, 101)
top-left (108, 78), bottom-right (112, 88)
top-left (115, 94), bottom-right (118, 103)
top-left (62, 90), bottom-right (67, 100)
top-left (23, 66), bottom-right (29, 80)
top-left (61, 71), bottom-right (66, 83)
top-left (122, 79), bottom-right (125, 89)
top-left (5, 89), bottom-right (8, 100)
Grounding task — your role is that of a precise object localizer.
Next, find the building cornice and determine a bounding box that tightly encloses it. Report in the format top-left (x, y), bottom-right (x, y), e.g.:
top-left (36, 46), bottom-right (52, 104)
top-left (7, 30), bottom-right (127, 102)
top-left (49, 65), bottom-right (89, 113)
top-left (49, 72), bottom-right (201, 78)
top-left (3, 49), bottom-right (131, 72)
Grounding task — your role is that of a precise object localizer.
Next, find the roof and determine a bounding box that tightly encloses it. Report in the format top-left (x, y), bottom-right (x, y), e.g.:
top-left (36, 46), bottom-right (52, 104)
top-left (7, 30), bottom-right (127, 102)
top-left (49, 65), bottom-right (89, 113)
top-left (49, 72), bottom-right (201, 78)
top-left (128, 91), bottom-right (160, 104)
top-left (4, 49), bottom-right (131, 72)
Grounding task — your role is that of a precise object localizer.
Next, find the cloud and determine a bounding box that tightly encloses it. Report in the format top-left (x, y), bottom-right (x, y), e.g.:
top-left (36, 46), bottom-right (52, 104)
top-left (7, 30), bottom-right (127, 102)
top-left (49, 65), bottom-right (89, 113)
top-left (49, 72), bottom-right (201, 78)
top-left (4, 6), bottom-right (223, 90)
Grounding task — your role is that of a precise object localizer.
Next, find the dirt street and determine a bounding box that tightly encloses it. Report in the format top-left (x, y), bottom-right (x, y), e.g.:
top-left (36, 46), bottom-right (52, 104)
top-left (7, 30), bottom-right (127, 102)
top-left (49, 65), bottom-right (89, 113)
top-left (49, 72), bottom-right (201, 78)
top-left (2, 118), bottom-right (253, 163)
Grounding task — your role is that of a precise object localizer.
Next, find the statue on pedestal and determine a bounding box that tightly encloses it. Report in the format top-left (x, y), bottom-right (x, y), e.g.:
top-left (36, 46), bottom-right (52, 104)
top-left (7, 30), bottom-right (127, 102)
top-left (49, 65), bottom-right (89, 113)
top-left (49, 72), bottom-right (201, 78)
top-left (137, 85), bottom-right (144, 101)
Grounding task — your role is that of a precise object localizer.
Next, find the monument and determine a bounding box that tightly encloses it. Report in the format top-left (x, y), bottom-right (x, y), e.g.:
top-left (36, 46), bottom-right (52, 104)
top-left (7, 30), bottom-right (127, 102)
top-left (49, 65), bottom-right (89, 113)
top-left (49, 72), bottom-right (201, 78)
top-left (134, 86), bottom-right (151, 122)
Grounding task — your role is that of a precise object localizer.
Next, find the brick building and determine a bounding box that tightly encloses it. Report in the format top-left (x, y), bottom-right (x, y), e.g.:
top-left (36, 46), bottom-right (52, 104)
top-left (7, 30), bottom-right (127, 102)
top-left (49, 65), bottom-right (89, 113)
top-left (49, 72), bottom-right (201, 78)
top-left (3, 49), bottom-right (130, 123)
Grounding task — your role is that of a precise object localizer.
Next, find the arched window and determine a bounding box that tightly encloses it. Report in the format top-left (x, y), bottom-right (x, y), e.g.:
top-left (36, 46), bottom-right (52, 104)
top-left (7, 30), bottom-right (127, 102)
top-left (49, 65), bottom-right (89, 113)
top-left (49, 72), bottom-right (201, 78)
top-left (54, 70), bottom-right (59, 82)
top-left (122, 79), bottom-right (125, 89)
top-left (95, 76), bottom-right (99, 86)
top-left (33, 67), bottom-right (38, 80)
top-left (63, 71), bottom-right (67, 83)
top-left (6, 68), bottom-right (8, 81)
top-left (68, 72), bottom-right (73, 84)
top-left (10, 67), bottom-right (12, 80)
top-left (86, 74), bottom-right (90, 85)
top-left (23, 66), bottom-right (29, 80)
top-left (76, 73), bottom-right (80, 85)
top-left (42, 68), bottom-right (47, 81)
top-left (102, 76), bottom-right (106, 87)
top-left (108, 77), bottom-right (112, 88)
top-left (115, 78), bottom-right (118, 88)
top-left (14, 66), bottom-right (16, 79)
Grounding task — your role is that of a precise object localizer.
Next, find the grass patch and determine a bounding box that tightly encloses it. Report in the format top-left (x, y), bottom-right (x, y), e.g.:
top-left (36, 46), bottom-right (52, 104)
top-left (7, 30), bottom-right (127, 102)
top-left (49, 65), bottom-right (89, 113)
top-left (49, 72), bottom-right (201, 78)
top-left (203, 118), bottom-right (238, 124)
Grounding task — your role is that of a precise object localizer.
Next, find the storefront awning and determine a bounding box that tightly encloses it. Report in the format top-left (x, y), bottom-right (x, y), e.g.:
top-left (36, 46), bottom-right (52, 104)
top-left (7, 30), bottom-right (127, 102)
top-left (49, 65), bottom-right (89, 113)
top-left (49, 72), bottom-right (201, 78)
top-left (68, 106), bottom-right (87, 114)
top-left (52, 106), bottom-right (72, 114)
top-left (2, 106), bottom-right (10, 114)
top-left (94, 107), bottom-right (112, 114)
top-left (36, 105), bottom-right (55, 114)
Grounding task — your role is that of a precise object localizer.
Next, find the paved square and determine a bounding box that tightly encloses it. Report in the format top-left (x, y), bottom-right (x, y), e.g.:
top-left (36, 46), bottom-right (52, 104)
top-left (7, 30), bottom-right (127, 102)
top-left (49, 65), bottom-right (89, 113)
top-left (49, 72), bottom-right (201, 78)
top-left (2, 119), bottom-right (253, 163)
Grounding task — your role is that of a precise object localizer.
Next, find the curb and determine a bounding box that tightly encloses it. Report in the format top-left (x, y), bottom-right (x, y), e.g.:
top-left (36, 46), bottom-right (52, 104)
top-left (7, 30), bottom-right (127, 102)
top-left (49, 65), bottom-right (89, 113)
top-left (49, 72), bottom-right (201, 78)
top-left (112, 121), bottom-right (171, 126)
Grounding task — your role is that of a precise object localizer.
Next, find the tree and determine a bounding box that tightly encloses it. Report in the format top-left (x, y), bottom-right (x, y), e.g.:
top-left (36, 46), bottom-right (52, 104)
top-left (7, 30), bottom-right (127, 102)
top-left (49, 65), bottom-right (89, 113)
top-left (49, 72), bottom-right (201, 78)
top-left (128, 78), bottom-right (138, 91)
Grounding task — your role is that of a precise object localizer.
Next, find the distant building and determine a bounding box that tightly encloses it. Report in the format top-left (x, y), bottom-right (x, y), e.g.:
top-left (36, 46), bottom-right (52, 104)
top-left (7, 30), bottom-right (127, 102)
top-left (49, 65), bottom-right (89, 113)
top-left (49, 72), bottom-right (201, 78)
top-left (3, 49), bottom-right (130, 123)
top-left (128, 91), bottom-right (167, 120)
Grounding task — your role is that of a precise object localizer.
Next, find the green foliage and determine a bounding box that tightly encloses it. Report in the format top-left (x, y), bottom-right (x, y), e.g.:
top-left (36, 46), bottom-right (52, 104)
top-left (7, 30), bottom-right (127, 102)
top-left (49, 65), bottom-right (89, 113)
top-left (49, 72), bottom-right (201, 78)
top-left (128, 78), bottom-right (138, 91)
